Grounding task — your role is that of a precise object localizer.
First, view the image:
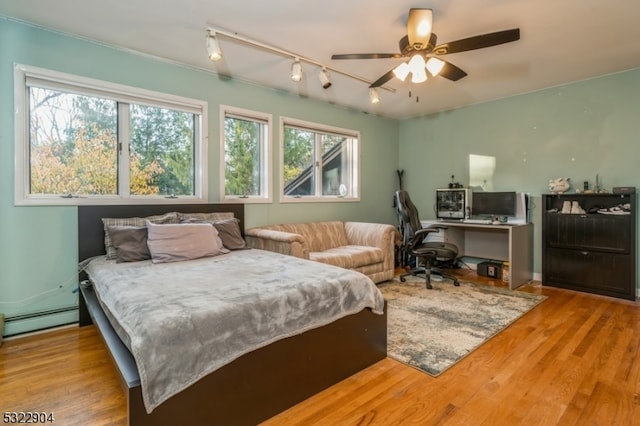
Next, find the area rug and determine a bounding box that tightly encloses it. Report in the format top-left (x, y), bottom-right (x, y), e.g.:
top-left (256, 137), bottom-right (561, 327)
top-left (378, 276), bottom-right (546, 376)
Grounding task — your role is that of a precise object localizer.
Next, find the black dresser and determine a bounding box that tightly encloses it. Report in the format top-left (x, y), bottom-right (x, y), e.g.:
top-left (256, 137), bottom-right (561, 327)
top-left (542, 193), bottom-right (636, 300)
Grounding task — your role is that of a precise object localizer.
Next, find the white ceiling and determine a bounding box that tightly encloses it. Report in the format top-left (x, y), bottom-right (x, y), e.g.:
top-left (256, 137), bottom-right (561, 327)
top-left (2, 0), bottom-right (640, 120)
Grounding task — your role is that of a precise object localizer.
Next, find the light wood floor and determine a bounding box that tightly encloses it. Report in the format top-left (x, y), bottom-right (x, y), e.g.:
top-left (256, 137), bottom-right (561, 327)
top-left (2, 270), bottom-right (639, 425)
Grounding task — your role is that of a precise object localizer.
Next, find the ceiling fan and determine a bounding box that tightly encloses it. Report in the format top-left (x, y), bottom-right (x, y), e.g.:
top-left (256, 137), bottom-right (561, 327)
top-left (331, 8), bottom-right (520, 88)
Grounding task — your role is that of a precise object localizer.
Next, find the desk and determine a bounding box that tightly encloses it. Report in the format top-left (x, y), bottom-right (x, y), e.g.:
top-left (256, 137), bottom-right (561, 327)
top-left (421, 221), bottom-right (534, 289)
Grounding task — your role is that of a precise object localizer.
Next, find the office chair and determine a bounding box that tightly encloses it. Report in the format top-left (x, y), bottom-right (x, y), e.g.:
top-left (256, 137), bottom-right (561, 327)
top-left (395, 190), bottom-right (460, 289)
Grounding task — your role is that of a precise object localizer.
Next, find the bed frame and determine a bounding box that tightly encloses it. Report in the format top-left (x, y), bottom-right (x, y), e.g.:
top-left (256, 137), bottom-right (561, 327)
top-left (77, 204), bottom-right (387, 426)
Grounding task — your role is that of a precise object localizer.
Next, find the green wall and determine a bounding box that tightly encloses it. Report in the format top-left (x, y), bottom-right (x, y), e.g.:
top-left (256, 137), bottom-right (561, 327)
top-left (399, 68), bottom-right (640, 285)
top-left (3, 16), bottom-right (639, 336)
top-left (0, 18), bottom-right (399, 335)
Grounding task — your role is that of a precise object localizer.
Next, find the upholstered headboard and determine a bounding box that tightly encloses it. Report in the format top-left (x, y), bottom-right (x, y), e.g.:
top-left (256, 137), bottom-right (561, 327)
top-left (77, 203), bottom-right (245, 262)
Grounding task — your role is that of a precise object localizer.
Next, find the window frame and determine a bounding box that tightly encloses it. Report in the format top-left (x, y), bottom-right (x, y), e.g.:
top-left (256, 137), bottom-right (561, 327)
top-left (279, 117), bottom-right (360, 203)
top-left (219, 105), bottom-right (272, 204)
top-left (14, 64), bottom-right (208, 206)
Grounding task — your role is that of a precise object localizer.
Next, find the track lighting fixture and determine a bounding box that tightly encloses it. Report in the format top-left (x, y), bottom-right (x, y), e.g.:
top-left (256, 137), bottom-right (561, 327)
top-left (290, 59), bottom-right (302, 82)
top-left (206, 31), bottom-right (223, 62)
top-left (205, 25), bottom-right (395, 108)
top-left (369, 87), bottom-right (380, 104)
top-left (318, 67), bottom-right (332, 89)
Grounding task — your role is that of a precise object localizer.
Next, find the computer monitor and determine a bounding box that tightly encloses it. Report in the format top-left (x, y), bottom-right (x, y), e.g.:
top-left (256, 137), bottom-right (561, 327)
top-left (471, 191), bottom-right (517, 217)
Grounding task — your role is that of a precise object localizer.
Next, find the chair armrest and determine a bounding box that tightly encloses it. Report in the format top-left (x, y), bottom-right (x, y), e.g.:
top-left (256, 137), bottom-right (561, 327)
top-left (414, 227), bottom-right (441, 240)
top-left (424, 224), bottom-right (449, 231)
top-left (344, 222), bottom-right (396, 248)
top-left (244, 228), bottom-right (309, 259)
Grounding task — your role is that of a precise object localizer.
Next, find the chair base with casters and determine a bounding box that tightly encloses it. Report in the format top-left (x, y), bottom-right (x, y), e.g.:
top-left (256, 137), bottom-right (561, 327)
top-left (399, 248), bottom-right (460, 289)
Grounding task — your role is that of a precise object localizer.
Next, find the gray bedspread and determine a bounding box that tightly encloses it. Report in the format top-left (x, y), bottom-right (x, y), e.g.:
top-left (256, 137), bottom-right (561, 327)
top-left (85, 249), bottom-right (385, 413)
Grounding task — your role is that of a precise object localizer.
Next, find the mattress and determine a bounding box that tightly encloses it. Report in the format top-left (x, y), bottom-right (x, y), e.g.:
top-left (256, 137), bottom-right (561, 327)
top-left (85, 248), bottom-right (385, 412)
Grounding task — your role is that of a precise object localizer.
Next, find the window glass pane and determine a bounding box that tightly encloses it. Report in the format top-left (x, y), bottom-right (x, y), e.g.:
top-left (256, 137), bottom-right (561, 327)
top-left (321, 134), bottom-right (348, 196)
top-left (224, 116), bottom-right (262, 196)
top-left (129, 104), bottom-right (195, 196)
top-left (17, 65), bottom-right (207, 205)
top-left (283, 127), bottom-right (314, 196)
top-left (29, 87), bottom-right (117, 195)
top-left (281, 120), bottom-right (359, 200)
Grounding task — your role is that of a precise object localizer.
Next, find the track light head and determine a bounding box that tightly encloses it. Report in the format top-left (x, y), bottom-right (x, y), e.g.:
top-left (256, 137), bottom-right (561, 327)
top-left (206, 31), bottom-right (223, 62)
top-left (291, 59), bottom-right (302, 82)
top-left (369, 87), bottom-right (380, 104)
top-left (318, 68), bottom-right (332, 89)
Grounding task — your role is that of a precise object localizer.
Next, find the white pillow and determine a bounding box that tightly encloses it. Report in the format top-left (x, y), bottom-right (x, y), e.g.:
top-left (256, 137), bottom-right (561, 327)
top-left (146, 221), bottom-right (228, 263)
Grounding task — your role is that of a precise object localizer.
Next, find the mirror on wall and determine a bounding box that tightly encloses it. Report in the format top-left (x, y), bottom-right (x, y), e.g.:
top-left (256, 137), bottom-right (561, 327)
top-left (469, 154), bottom-right (496, 191)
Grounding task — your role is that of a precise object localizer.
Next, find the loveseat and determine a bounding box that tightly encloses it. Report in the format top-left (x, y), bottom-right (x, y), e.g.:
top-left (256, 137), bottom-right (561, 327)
top-left (244, 221), bottom-right (396, 283)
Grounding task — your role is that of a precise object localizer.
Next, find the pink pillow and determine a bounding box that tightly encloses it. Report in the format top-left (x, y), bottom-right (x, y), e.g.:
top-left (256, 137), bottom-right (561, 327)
top-left (146, 221), bottom-right (228, 263)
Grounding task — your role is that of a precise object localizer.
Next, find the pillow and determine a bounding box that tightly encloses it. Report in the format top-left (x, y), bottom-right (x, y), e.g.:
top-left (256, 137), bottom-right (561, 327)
top-left (102, 212), bottom-right (177, 260)
top-left (177, 212), bottom-right (234, 222)
top-left (146, 221), bottom-right (228, 263)
top-left (180, 217), bottom-right (246, 250)
top-left (107, 225), bottom-right (150, 263)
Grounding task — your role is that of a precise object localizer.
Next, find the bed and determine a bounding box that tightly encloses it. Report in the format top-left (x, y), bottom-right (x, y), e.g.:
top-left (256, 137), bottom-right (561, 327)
top-left (77, 203), bottom-right (387, 426)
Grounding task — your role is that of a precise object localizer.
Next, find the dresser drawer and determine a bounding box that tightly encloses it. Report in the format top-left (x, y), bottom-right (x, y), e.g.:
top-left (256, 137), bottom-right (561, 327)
top-left (545, 214), bottom-right (630, 253)
top-left (544, 247), bottom-right (632, 296)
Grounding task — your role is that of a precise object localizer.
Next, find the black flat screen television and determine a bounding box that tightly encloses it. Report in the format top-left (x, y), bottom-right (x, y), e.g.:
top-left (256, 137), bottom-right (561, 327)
top-left (471, 191), bottom-right (517, 217)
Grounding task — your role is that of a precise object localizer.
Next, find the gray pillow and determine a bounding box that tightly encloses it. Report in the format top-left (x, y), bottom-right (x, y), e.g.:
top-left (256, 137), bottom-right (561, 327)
top-left (146, 221), bottom-right (228, 263)
top-left (107, 225), bottom-right (150, 263)
top-left (102, 212), bottom-right (177, 259)
top-left (180, 217), bottom-right (246, 250)
top-left (177, 212), bottom-right (234, 222)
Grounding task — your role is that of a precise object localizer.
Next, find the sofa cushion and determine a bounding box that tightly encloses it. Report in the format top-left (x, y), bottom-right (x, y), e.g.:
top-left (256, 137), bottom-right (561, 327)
top-left (310, 245), bottom-right (384, 269)
top-left (353, 263), bottom-right (386, 277)
top-left (301, 221), bottom-right (348, 252)
top-left (267, 221), bottom-right (348, 252)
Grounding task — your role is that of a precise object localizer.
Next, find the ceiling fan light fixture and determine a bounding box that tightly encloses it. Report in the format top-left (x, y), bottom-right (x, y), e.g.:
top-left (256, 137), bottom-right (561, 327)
top-left (318, 67), bottom-right (332, 89)
top-left (408, 54), bottom-right (426, 73)
top-left (206, 31), bottom-right (223, 62)
top-left (407, 8), bottom-right (432, 49)
top-left (330, 9), bottom-right (521, 90)
top-left (369, 87), bottom-right (380, 104)
top-left (426, 57), bottom-right (445, 76)
top-left (392, 62), bottom-right (411, 81)
top-left (411, 67), bottom-right (428, 83)
top-left (290, 59), bottom-right (302, 82)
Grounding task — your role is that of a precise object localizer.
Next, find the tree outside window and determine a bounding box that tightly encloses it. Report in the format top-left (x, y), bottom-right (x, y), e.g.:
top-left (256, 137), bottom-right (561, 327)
top-left (129, 104), bottom-right (195, 196)
top-left (221, 107), bottom-right (271, 202)
top-left (15, 64), bottom-right (207, 205)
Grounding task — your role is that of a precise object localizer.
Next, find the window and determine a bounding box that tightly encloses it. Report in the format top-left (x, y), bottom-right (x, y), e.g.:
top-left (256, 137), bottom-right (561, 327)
top-left (281, 117), bottom-right (359, 202)
top-left (14, 64), bottom-right (207, 205)
top-left (220, 106), bottom-right (271, 203)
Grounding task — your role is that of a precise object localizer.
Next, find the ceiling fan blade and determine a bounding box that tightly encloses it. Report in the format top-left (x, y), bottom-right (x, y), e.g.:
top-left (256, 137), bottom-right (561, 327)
top-left (369, 68), bottom-right (397, 88)
top-left (331, 53), bottom-right (403, 60)
top-left (433, 28), bottom-right (520, 55)
top-left (438, 61), bottom-right (467, 81)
